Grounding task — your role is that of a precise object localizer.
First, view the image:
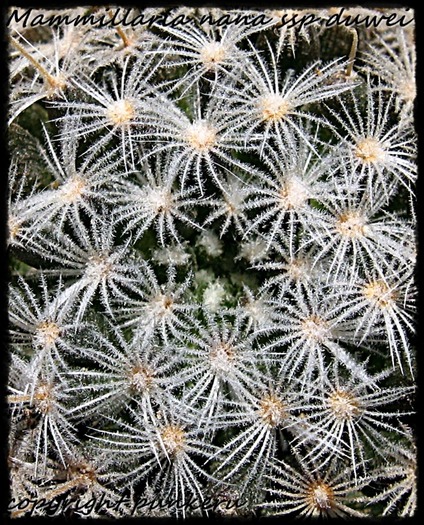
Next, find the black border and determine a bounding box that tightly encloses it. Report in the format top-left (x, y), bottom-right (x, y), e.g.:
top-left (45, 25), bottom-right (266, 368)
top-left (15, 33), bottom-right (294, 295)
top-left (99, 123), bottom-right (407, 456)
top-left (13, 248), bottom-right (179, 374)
top-left (1, 1), bottom-right (421, 524)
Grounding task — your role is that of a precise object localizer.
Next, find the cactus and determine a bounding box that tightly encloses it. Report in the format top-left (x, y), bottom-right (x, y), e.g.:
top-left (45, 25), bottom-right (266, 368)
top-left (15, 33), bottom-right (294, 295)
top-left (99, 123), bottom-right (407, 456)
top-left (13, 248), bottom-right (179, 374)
top-left (7, 5), bottom-right (416, 519)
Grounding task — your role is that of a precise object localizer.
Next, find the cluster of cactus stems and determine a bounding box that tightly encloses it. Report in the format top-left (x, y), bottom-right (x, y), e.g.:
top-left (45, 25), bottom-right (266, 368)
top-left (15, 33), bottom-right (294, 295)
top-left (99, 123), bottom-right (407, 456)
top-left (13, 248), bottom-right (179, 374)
top-left (7, 5), bottom-right (417, 519)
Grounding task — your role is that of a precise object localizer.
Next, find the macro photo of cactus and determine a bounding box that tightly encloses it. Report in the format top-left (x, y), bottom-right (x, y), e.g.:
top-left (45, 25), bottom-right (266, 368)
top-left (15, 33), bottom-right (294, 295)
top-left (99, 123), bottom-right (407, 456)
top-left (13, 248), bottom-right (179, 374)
top-left (6, 5), bottom-right (417, 519)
